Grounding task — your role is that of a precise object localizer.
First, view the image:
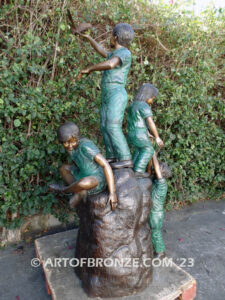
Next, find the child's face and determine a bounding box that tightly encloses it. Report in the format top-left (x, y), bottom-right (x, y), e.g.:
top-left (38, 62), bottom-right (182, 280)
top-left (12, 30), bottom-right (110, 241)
top-left (63, 136), bottom-right (79, 152)
top-left (146, 96), bottom-right (155, 105)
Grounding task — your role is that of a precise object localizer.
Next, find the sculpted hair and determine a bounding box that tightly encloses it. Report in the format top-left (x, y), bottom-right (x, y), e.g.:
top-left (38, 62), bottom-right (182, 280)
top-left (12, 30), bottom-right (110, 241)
top-left (113, 23), bottom-right (134, 48)
top-left (57, 122), bottom-right (80, 143)
top-left (160, 162), bottom-right (172, 179)
top-left (134, 83), bottom-right (158, 102)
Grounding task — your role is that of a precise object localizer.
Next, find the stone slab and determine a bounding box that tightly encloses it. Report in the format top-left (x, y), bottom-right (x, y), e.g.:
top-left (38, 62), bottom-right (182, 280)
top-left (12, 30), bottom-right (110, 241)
top-left (1, 212), bottom-right (75, 247)
top-left (35, 229), bottom-right (196, 300)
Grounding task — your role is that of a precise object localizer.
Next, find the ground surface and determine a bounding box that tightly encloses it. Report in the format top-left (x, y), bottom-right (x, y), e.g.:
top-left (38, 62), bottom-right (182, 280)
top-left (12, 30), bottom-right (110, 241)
top-left (0, 200), bottom-right (224, 300)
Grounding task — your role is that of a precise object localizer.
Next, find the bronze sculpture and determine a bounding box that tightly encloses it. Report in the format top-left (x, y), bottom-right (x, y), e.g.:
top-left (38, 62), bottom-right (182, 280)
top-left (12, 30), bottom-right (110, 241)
top-left (77, 23), bottom-right (135, 169)
top-left (127, 83), bottom-right (164, 178)
top-left (47, 15), bottom-right (171, 296)
top-left (48, 123), bottom-right (154, 298)
top-left (49, 122), bottom-right (117, 210)
top-left (148, 153), bottom-right (171, 258)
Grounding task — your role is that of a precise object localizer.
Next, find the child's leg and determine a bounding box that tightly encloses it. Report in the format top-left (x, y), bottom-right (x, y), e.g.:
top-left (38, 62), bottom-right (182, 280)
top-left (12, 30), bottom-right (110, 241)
top-left (62, 176), bottom-right (98, 194)
top-left (101, 128), bottom-right (115, 159)
top-left (133, 145), bottom-right (154, 173)
top-left (149, 209), bottom-right (165, 253)
top-left (67, 176), bottom-right (98, 208)
top-left (149, 154), bottom-right (168, 254)
top-left (149, 178), bottom-right (167, 254)
top-left (100, 97), bottom-right (116, 159)
top-left (132, 147), bottom-right (140, 165)
top-left (49, 176), bottom-right (98, 194)
top-left (69, 190), bottom-right (87, 208)
top-left (107, 126), bottom-right (131, 161)
top-left (59, 164), bottom-right (75, 185)
top-left (104, 87), bottom-right (131, 162)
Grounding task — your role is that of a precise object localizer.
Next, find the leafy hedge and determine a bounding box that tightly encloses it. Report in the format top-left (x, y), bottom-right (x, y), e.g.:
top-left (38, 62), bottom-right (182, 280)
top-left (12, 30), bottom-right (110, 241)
top-left (0, 0), bottom-right (224, 228)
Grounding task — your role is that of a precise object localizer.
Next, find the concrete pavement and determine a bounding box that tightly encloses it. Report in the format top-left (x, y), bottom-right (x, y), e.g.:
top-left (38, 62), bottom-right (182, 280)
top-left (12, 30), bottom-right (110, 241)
top-left (0, 200), bottom-right (224, 300)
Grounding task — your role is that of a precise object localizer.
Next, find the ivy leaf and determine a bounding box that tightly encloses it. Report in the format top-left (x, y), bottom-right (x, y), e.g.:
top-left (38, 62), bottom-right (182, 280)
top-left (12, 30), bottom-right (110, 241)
top-left (14, 119), bottom-right (21, 127)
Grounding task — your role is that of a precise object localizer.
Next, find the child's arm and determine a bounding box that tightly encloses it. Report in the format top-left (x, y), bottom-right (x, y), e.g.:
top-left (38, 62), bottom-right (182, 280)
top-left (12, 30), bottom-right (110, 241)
top-left (152, 153), bottom-right (163, 180)
top-left (77, 56), bottom-right (120, 80)
top-left (81, 34), bottom-right (108, 58)
top-left (145, 117), bottom-right (164, 148)
top-left (94, 153), bottom-right (118, 210)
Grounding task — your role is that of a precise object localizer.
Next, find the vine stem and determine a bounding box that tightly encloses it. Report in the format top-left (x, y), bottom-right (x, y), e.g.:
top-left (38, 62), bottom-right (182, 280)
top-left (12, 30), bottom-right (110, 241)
top-left (51, 0), bottom-right (68, 81)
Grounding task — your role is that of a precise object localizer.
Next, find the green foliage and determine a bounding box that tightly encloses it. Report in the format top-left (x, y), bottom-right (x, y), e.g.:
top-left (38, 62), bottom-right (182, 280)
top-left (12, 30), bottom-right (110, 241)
top-left (0, 0), bottom-right (224, 228)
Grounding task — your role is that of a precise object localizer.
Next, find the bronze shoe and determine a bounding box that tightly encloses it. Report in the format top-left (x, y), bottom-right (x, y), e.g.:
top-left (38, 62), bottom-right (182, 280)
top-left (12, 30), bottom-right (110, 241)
top-left (107, 158), bottom-right (117, 163)
top-left (110, 160), bottom-right (133, 169)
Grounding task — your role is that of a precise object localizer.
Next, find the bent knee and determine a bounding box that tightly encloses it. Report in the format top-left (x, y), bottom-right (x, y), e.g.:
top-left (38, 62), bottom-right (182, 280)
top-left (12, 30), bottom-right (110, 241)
top-left (144, 147), bottom-right (154, 158)
top-left (80, 176), bottom-right (98, 190)
top-left (60, 164), bottom-right (72, 174)
top-left (146, 146), bottom-right (154, 153)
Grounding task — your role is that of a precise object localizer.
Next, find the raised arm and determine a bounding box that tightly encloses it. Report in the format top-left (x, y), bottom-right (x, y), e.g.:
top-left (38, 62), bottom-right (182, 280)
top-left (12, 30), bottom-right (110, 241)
top-left (77, 56), bottom-right (120, 80)
top-left (67, 10), bottom-right (106, 57)
top-left (145, 116), bottom-right (164, 148)
top-left (94, 153), bottom-right (117, 210)
top-left (81, 34), bottom-right (108, 58)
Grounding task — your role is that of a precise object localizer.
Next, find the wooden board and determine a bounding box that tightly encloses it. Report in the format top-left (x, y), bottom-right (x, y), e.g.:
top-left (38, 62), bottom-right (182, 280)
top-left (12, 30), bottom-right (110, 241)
top-left (35, 229), bottom-right (196, 300)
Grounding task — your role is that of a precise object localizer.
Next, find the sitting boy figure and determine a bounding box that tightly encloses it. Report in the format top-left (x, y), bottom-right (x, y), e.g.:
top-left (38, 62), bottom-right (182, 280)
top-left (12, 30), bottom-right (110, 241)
top-left (49, 122), bottom-right (117, 210)
top-left (127, 83), bottom-right (164, 178)
top-left (78, 23), bottom-right (134, 169)
top-left (148, 153), bottom-right (172, 258)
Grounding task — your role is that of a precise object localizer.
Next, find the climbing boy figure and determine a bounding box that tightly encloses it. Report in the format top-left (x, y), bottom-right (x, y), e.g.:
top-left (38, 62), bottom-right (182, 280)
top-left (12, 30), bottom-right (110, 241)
top-left (77, 23), bottom-right (134, 169)
top-left (49, 122), bottom-right (117, 210)
top-left (127, 83), bottom-right (164, 178)
top-left (148, 153), bottom-right (172, 258)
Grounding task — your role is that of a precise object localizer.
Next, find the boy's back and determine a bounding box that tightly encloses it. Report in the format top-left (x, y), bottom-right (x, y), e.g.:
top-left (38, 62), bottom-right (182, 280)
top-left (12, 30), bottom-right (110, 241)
top-left (71, 138), bottom-right (103, 179)
top-left (127, 101), bottom-right (153, 132)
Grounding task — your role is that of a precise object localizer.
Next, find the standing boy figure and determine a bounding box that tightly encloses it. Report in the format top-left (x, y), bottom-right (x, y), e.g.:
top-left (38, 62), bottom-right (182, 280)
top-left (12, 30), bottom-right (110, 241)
top-left (127, 83), bottom-right (164, 178)
top-left (77, 23), bottom-right (134, 169)
top-left (148, 153), bottom-right (171, 258)
top-left (49, 122), bottom-right (117, 210)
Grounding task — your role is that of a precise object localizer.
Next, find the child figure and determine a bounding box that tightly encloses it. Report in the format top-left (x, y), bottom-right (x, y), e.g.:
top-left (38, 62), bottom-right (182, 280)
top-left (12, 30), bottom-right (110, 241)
top-left (127, 83), bottom-right (164, 178)
top-left (77, 23), bottom-right (134, 169)
top-left (49, 122), bottom-right (117, 210)
top-left (148, 153), bottom-right (172, 258)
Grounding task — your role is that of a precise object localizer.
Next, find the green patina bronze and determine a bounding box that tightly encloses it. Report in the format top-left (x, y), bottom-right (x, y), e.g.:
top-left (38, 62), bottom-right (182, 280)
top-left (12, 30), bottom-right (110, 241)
top-left (71, 138), bottom-right (106, 195)
top-left (100, 48), bottom-right (132, 160)
top-left (127, 101), bottom-right (154, 172)
top-left (148, 178), bottom-right (168, 253)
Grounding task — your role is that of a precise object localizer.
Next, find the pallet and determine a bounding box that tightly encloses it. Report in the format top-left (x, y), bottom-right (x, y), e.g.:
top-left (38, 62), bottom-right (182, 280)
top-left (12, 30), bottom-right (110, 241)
top-left (35, 229), bottom-right (196, 300)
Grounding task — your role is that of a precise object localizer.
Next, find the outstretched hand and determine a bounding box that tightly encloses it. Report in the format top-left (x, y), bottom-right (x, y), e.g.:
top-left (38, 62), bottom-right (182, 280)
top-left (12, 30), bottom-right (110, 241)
top-left (108, 192), bottom-right (118, 210)
top-left (71, 30), bottom-right (89, 38)
top-left (156, 137), bottom-right (164, 148)
top-left (77, 68), bottom-right (91, 80)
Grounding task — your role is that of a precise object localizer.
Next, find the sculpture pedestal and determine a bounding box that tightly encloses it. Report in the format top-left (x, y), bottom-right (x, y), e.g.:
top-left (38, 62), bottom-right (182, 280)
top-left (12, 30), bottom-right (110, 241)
top-left (35, 229), bottom-right (196, 300)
